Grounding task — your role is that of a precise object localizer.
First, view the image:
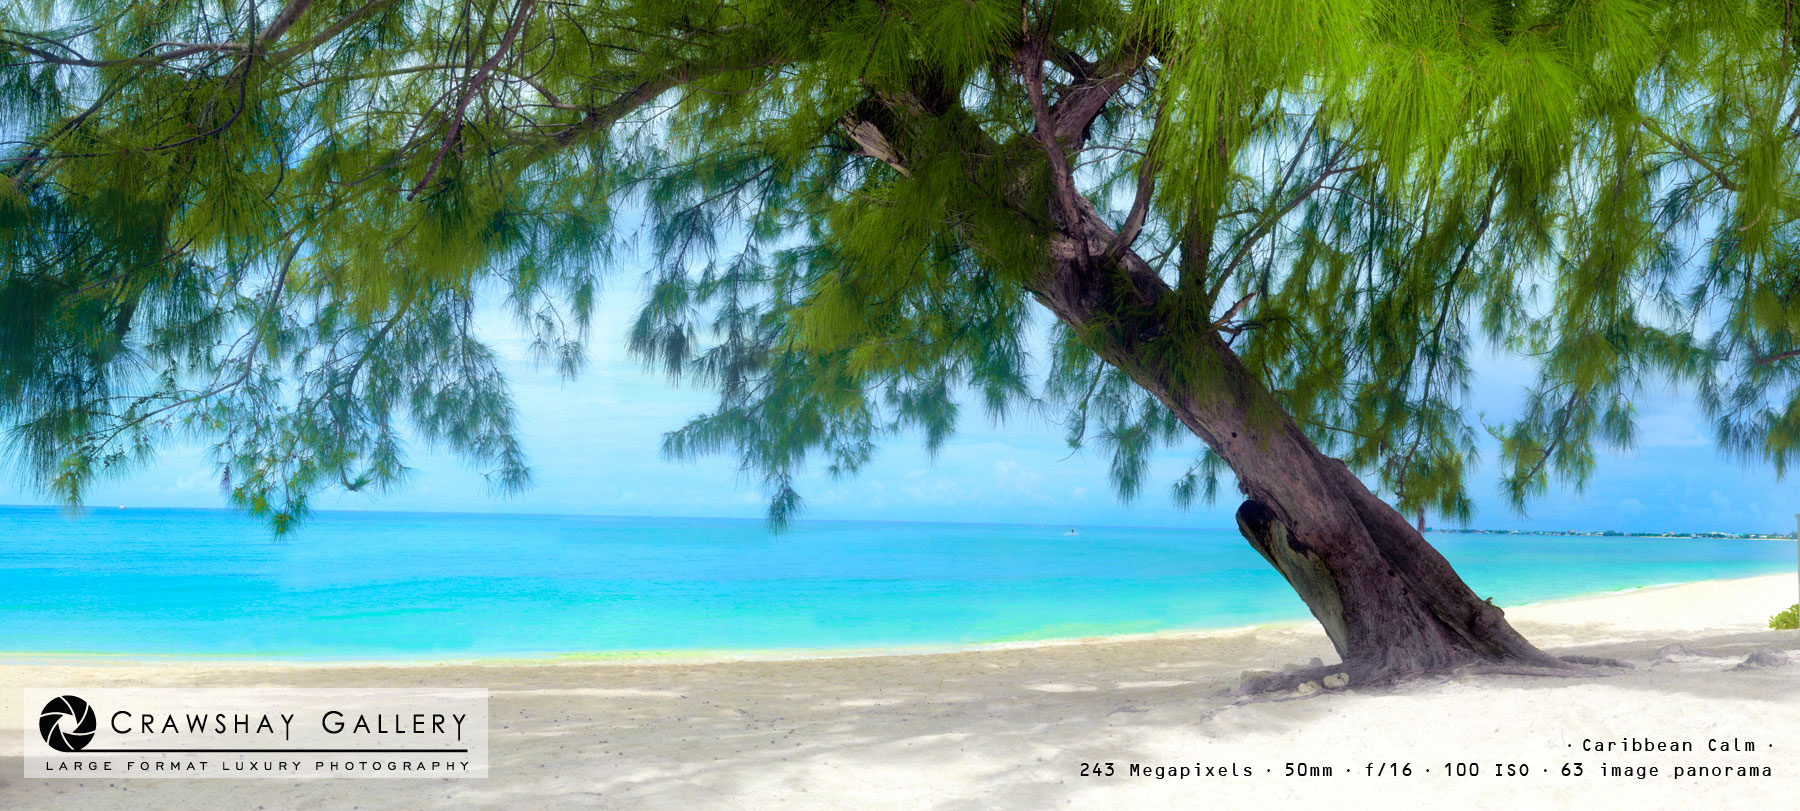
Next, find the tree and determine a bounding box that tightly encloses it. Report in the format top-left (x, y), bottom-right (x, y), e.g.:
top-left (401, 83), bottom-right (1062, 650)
top-left (2, 1), bottom-right (1795, 684)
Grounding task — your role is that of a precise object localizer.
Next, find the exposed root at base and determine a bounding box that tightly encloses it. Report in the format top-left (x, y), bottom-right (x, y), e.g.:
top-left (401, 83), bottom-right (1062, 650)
top-left (1227, 655), bottom-right (1602, 699)
top-left (1559, 654), bottom-right (1635, 669)
top-left (1227, 664), bottom-right (1346, 698)
top-left (1455, 663), bottom-right (1598, 679)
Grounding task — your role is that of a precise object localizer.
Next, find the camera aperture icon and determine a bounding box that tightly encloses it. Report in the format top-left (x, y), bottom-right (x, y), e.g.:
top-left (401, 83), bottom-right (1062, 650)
top-left (39, 695), bottom-right (96, 752)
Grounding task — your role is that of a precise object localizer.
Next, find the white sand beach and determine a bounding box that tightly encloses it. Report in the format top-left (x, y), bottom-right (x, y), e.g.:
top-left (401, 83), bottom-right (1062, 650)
top-left (2, 574), bottom-right (1796, 809)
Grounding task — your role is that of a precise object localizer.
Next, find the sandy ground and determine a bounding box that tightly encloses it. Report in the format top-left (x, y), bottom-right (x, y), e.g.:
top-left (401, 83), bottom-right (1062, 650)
top-left (2, 575), bottom-right (1796, 810)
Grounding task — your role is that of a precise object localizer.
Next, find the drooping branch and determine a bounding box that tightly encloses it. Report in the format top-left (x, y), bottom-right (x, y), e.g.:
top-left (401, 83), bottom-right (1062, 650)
top-left (2, 0), bottom-right (318, 67)
top-left (1217, 142), bottom-right (1361, 280)
top-left (546, 52), bottom-right (789, 149)
top-left (2, 0), bottom-right (374, 177)
top-left (1387, 172), bottom-right (1503, 503)
top-left (3, 39), bottom-right (247, 68)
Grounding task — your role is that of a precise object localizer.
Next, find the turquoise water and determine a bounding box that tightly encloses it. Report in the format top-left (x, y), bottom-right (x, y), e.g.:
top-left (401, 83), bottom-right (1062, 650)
top-left (0, 506), bottom-right (1792, 658)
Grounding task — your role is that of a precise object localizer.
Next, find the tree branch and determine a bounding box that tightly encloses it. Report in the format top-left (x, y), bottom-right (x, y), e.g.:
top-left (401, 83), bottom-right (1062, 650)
top-left (1208, 292), bottom-right (1257, 333)
top-left (269, 0), bottom-right (398, 63)
top-left (1753, 347), bottom-right (1800, 366)
top-left (1104, 155), bottom-right (1155, 262)
top-left (1046, 28), bottom-right (1152, 144)
top-left (1020, 38), bottom-right (1085, 237)
top-left (1640, 117), bottom-right (1740, 192)
top-left (840, 116), bottom-right (910, 176)
top-left (257, 0), bottom-right (319, 49)
top-left (408, 0), bottom-right (537, 200)
top-left (1212, 143), bottom-right (1365, 302)
top-left (546, 54), bottom-right (787, 148)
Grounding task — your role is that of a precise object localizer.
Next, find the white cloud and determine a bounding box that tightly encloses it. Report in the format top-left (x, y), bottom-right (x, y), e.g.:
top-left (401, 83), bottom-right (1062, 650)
top-left (992, 460), bottom-right (1044, 493)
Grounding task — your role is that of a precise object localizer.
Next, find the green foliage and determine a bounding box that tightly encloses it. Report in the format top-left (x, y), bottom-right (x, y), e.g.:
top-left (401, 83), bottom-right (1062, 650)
top-left (1773, 604), bottom-right (1799, 630)
top-left (2, 1), bottom-right (1800, 531)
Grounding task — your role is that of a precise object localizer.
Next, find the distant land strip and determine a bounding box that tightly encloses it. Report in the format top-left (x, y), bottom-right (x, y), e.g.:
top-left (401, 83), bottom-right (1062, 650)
top-left (1433, 529), bottom-right (1796, 540)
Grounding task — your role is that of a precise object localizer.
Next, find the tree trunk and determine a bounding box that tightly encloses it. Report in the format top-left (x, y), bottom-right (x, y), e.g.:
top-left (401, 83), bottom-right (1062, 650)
top-left (1022, 206), bottom-right (1569, 685)
top-left (1198, 366), bottom-right (1564, 683)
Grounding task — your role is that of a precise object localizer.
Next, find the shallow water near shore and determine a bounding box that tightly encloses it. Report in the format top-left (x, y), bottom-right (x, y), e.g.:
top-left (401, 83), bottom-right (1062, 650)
top-left (0, 506), bottom-right (1792, 658)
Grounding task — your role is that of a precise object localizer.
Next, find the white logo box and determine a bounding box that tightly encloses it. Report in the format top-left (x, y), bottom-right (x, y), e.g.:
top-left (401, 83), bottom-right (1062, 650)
top-left (24, 687), bottom-right (487, 779)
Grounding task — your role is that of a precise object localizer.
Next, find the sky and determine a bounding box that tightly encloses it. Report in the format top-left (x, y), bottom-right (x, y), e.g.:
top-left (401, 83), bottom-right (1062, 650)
top-left (3, 281), bottom-right (1797, 535)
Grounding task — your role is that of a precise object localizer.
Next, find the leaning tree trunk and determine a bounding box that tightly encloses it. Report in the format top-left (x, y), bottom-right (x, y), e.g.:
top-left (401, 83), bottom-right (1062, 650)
top-left (1023, 205), bottom-right (1570, 686)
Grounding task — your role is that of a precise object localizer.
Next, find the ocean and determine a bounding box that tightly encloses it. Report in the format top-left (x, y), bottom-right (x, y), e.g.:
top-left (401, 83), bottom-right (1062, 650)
top-left (0, 506), bottom-right (1792, 658)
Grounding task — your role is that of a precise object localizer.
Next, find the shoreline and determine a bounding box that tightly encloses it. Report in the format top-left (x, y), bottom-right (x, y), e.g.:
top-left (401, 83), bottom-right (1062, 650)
top-left (3, 573), bottom-right (1796, 809)
top-left (3, 572), bottom-right (1790, 668)
top-left (8, 502), bottom-right (1797, 541)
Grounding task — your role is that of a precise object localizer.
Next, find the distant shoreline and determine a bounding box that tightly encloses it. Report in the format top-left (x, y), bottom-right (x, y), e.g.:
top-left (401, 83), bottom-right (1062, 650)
top-left (1432, 528), bottom-right (1798, 541)
top-left (2, 573), bottom-right (1788, 668)
top-left (4, 502), bottom-right (1796, 540)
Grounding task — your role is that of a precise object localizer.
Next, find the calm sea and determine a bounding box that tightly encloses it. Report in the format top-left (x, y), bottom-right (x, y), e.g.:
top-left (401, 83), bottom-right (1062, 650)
top-left (0, 506), bottom-right (1792, 658)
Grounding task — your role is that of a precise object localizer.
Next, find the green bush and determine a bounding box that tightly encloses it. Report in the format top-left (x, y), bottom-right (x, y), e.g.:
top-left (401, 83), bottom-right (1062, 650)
top-left (1772, 604), bottom-right (1799, 630)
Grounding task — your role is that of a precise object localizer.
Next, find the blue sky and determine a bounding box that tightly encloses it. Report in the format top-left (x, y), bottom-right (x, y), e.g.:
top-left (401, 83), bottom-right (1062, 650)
top-left (3, 285), bottom-right (1796, 535)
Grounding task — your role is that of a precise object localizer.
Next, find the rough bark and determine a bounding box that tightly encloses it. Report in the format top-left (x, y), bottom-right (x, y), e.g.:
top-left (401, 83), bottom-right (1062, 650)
top-left (1020, 199), bottom-right (1570, 685)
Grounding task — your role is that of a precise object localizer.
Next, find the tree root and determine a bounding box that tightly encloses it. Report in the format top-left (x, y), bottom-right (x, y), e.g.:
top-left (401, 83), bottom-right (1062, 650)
top-left (1227, 654), bottom-right (1609, 699)
top-left (1559, 654), bottom-right (1635, 669)
top-left (1227, 664), bottom-right (1351, 698)
top-left (1456, 663), bottom-right (1598, 679)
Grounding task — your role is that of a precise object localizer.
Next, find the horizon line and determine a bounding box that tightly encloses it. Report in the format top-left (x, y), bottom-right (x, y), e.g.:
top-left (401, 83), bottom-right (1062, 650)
top-left (0, 502), bottom-right (1234, 534)
top-left (1, 502), bottom-right (1793, 539)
